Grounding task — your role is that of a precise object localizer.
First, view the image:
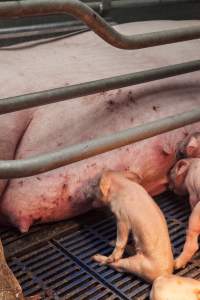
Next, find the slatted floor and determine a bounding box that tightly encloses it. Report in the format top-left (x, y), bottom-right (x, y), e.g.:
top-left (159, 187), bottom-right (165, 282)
top-left (1, 192), bottom-right (200, 300)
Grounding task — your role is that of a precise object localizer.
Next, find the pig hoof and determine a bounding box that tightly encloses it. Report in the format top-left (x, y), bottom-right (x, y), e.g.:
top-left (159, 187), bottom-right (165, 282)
top-left (92, 254), bottom-right (107, 265)
top-left (91, 254), bottom-right (100, 262)
top-left (174, 258), bottom-right (186, 270)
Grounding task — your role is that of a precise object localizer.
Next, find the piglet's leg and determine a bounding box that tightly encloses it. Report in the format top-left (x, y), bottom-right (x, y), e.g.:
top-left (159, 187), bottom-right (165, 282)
top-left (175, 202), bottom-right (200, 269)
top-left (189, 194), bottom-right (199, 209)
top-left (92, 221), bottom-right (129, 264)
top-left (108, 253), bottom-right (159, 282)
top-left (106, 220), bottom-right (130, 263)
top-left (92, 254), bottom-right (109, 265)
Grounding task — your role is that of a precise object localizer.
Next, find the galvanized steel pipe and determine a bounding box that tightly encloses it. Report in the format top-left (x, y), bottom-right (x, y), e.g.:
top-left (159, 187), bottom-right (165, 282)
top-left (0, 0), bottom-right (200, 49)
top-left (98, 0), bottom-right (200, 10)
top-left (1, 59), bottom-right (200, 114)
top-left (0, 0), bottom-right (198, 41)
top-left (1, 107), bottom-right (200, 179)
top-left (0, 22), bottom-right (90, 40)
top-left (0, 21), bottom-right (116, 40)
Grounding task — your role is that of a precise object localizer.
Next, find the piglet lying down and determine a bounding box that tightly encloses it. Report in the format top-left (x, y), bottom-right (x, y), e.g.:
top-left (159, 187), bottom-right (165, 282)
top-left (0, 20), bottom-right (200, 232)
top-left (92, 171), bottom-right (174, 282)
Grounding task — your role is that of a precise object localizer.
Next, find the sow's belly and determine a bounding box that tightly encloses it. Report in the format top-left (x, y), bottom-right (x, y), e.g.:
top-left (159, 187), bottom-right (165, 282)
top-left (0, 20), bottom-right (200, 232)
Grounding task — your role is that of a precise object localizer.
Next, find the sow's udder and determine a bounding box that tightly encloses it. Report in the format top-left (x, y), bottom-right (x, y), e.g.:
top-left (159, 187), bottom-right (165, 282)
top-left (0, 20), bottom-right (200, 232)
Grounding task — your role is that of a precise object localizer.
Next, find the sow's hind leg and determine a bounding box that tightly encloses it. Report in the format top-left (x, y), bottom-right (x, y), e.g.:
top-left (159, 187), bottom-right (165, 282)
top-left (0, 111), bottom-right (33, 229)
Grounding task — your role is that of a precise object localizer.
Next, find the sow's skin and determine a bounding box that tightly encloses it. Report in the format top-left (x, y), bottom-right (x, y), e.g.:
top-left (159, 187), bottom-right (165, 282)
top-left (150, 275), bottom-right (200, 300)
top-left (92, 172), bottom-right (174, 282)
top-left (0, 20), bottom-right (200, 232)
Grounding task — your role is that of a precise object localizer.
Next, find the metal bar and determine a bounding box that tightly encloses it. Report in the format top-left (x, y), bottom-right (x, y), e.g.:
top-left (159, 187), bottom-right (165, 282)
top-left (0, 59), bottom-right (200, 114)
top-left (0, 22), bottom-right (90, 40)
top-left (100, 0), bottom-right (111, 13)
top-left (86, 0), bottom-right (200, 10)
top-left (0, 0), bottom-right (200, 49)
top-left (0, 21), bottom-right (116, 40)
top-left (1, 107), bottom-right (200, 179)
top-left (0, 0), bottom-right (198, 40)
top-left (98, 0), bottom-right (200, 9)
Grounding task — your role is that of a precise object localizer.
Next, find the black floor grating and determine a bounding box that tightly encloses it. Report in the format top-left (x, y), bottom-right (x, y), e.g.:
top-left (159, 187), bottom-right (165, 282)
top-left (1, 191), bottom-right (199, 299)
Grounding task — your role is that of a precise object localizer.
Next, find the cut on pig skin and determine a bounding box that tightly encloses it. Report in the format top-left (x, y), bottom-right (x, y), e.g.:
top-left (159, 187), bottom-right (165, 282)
top-left (0, 20), bottom-right (200, 232)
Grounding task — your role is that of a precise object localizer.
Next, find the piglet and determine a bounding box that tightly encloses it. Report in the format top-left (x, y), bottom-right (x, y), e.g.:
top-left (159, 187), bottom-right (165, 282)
top-left (92, 171), bottom-right (174, 282)
top-left (177, 132), bottom-right (200, 159)
top-left (169, 158), bottom-right (200, 269)
top-left (150, 275), bottom-right (200, 300)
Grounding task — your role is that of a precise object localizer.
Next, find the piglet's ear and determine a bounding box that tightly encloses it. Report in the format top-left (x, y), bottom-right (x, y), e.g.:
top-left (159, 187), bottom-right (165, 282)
top-left (186, 136), bottom-right (198, 157)
top-left (176, 159), bottom-right (190, 177)
top-left (100, 174), bottom-right (111, 198)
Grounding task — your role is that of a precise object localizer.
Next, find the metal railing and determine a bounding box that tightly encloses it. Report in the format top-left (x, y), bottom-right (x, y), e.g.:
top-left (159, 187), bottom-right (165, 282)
top-left (1, 60), bottom-right (200, 115)
top-left (0, 0), bottom-right (200, 178)
top-left (0, 0), bottom-right (199, 41)
top-left (0, 0), bottom-right (200, 49)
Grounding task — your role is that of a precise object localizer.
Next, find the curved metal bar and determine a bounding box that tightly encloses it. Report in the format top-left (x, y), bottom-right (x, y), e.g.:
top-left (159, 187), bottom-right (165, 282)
top-left (0, 0), bottom-right (200, 49)
top-left (1, 107), bottom-right (200, 179)
top-left (0, 21), bottom-right (116, 41)
top-left (1, 59), bottom-right (200, 114)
